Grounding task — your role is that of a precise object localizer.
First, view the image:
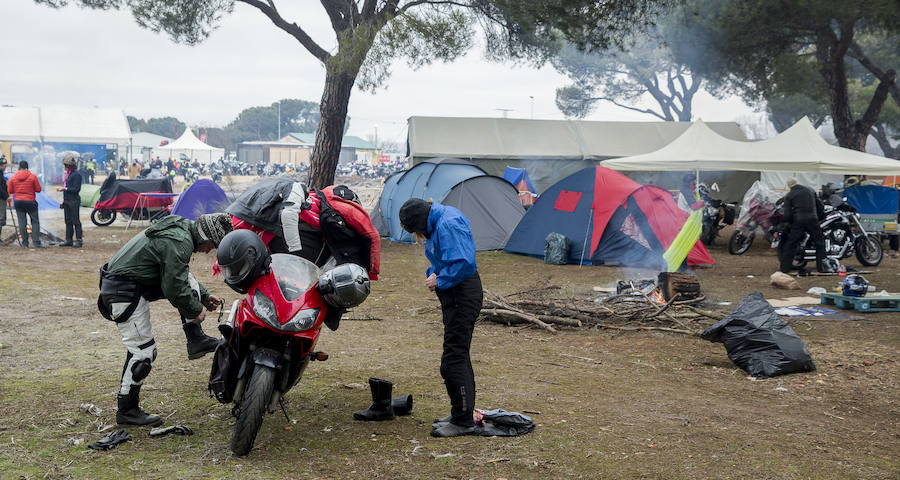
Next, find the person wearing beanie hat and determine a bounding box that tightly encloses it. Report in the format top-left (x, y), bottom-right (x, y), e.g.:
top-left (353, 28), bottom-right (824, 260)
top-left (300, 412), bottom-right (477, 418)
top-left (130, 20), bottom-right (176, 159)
top-left (98, 214), bottom-right (231, 427)
top-left (780, 178), bottom-right (827, 274)
top-left (56, 154), bottom-right (83, 247)
top-left (399, 198), bottom-right (484, 438)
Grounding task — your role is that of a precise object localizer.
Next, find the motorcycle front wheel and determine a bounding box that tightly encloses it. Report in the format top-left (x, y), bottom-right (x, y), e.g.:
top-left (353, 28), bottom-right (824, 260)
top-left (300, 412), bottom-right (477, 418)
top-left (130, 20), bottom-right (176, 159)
top-left (90, 208), bottom-right (116, 226)
top-left (231, 365), bottom-right (276, 456)
top-left (728, 230), bottom-right (755, 255)
top-left (855, 234), bottom-right (883, 266)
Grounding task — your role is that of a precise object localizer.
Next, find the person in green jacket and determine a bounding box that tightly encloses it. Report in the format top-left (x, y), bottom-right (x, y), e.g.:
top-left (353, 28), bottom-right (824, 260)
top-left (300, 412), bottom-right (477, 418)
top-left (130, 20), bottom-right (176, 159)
top-left (98, 213), bottom-right (233, 426)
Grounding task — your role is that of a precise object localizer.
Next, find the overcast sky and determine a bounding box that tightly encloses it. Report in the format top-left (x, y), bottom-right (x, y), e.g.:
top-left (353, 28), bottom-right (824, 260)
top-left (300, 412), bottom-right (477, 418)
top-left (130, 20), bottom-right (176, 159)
top-left (1, 1), bottom-right (754, 146)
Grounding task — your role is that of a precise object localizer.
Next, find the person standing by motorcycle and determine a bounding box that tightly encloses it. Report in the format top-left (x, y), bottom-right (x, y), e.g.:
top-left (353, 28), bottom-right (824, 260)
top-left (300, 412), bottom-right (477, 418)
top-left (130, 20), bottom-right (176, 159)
top-left (399, 198), bottom-right (484, 438)
top-left (779, 178), bottom-right (827, 274)
top-left (97, 213), bottom-right (232, 426)
top-left (56, 155), bottom-right (83, 247)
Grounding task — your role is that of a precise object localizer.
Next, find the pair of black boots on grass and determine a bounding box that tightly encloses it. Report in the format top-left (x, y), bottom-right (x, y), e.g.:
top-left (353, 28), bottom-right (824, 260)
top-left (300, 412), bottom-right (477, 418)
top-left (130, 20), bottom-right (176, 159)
top-left (353, 378), bottom-right (478, 437)
top-left (353, 377), bottom-right (413, 422)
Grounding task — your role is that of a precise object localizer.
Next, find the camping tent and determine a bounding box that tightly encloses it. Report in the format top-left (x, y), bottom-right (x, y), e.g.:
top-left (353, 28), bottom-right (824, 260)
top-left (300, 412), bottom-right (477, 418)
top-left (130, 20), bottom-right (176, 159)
top-left (407, 116), bottom-right (748, 193)
top-left (172, 179), bottom-right (230, 220)
top-left (505, 166), bottom-right (715, 268)
top-left (152, 128), bottom-right (224, 164)
top-left (502, 166), bottom-right (537, 207)
top-left (373, 158), bottom-right (526, 250)
top-left (603, 118), bottom-right (900, 177)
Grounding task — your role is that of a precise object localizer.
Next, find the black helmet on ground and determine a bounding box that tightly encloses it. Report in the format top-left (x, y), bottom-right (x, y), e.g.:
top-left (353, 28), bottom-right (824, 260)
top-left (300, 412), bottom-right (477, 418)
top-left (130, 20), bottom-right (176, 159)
top-left (216, 230), bottom-right (272, 294)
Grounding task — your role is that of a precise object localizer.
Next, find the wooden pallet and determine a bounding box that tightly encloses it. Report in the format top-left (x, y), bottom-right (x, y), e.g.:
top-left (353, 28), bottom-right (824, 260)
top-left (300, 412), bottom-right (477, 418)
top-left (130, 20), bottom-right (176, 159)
top-left (820, 293), bottom-right (900, 312)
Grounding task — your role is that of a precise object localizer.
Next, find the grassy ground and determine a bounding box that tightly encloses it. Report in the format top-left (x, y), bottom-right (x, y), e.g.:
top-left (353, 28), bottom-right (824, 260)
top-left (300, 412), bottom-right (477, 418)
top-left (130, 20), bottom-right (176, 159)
top-left (0, 210), bottom-right (897, 480)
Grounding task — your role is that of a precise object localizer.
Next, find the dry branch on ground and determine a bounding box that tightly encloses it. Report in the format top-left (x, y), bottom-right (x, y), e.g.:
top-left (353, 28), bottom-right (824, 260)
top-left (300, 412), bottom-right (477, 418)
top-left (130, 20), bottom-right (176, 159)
top-left (479, 289), bottom-right (720, 335)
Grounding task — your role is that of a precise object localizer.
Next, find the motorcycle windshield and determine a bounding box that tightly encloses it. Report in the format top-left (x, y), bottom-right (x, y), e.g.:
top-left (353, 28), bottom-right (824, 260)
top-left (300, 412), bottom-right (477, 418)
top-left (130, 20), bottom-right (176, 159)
top-left (270, 254), bottom-right (320, 302)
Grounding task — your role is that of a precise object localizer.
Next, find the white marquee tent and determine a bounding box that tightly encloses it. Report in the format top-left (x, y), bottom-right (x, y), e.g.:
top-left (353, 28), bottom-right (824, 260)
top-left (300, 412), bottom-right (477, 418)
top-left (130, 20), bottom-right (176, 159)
top-left (0, 105), bottom-right (131, 144)
top-left (602, 117), bottom-right (900, 176)
top-left (151, 128), bottom-right (223, 164)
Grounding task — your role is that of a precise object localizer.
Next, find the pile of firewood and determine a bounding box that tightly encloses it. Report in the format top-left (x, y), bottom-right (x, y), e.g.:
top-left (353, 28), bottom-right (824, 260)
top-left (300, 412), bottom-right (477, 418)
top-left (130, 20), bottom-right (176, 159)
top-left (479, 285), bottom-right (722, 336)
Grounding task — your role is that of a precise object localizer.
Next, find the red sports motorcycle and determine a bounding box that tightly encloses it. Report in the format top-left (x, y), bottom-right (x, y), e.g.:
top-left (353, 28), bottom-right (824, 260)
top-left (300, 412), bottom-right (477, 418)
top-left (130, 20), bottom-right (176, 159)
top-left (210, 246), bottom-right (368, 456)
top-left (727, 197), bottom-right (784, 255)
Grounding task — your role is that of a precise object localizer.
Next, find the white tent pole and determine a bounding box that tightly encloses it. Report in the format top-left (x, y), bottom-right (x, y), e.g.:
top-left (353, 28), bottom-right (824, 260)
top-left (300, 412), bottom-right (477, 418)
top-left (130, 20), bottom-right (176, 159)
top-left (579, 207), bottom-right (593, 268)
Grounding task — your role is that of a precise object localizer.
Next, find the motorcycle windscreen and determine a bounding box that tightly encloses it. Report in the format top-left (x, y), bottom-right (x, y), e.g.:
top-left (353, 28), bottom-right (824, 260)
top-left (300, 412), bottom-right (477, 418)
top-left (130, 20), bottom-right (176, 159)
top-left (271, 254), bottom-right (320, 301)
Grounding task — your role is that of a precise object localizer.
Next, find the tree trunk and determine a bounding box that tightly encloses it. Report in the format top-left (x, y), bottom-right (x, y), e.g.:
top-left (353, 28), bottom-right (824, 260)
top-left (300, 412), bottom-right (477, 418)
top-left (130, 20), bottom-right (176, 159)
top-left (871, 124), bottom-right (899, 159)
top-left (816, 29), bottom-right (861, 150)
top-left (307, 72), bottom-right (355, 189)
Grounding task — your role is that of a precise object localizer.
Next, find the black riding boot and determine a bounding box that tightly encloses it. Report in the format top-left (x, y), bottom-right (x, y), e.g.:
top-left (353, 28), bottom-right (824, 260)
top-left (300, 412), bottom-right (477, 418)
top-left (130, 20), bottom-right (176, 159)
top-left (353, 378), bottom-right (396, 421)
top-left (116, 385), bottom-right (162, 427)
top-left (182, 318), bottom-right (218, 360)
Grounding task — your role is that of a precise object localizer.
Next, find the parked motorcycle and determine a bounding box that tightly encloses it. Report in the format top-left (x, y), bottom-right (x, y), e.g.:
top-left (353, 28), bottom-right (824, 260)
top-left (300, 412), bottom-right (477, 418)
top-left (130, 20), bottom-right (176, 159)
top-left (211, 232), bottom-right (369, 456)
top-left (790, 200), bottom-right (883, 269)
top-left (698, 184), bottom-right (736, 246)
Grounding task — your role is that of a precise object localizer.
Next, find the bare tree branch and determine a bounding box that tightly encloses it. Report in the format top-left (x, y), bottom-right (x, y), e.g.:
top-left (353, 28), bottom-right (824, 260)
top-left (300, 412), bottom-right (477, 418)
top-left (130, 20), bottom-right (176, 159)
top-left (848, 41), bottom-right (900, 109)
top-left (238, 0), bottom-right (330, 62)
top-left (592, 96), bottom-right (669, 121)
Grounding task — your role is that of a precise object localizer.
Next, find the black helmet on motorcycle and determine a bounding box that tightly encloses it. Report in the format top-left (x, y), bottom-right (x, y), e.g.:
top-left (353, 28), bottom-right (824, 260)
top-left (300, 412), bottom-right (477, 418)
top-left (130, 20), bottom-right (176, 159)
top-left (317, 263), bottom-right (370, 308)
top-left (216, 230), bottom-right (272, 294)
top-left (841, 274), bottom-right (869, 297)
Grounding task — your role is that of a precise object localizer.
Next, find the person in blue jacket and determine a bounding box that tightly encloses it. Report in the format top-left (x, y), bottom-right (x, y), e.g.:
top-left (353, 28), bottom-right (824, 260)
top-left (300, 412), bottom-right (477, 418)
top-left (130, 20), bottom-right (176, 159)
top-left (399, 198), bottom-right (484, 437)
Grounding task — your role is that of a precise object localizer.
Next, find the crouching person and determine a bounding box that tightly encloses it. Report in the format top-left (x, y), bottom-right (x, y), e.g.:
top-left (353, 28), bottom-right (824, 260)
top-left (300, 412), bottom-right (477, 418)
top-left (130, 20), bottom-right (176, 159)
top-left (97, 213), bottom-right (232, 426)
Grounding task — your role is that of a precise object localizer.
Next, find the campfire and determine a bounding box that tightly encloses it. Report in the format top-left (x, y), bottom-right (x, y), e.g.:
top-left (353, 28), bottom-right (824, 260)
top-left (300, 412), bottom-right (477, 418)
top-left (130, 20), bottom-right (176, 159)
top-left (477, 274), bottom-right (714, 335)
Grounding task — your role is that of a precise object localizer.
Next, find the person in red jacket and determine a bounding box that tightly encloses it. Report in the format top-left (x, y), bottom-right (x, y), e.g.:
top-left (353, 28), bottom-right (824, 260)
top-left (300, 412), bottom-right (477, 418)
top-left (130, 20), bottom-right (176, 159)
top-left (7, 160), bottom-right (43, 248)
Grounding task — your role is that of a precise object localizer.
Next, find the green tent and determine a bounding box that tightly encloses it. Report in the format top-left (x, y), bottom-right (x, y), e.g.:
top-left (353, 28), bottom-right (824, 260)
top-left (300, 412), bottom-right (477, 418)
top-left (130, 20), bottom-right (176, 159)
top-left (80, 184), bottom-right (101, 208)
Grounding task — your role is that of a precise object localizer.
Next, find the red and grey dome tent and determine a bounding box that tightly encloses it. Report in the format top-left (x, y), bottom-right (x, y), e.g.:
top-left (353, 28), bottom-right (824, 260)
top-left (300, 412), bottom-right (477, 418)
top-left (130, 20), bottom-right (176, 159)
top-left (372, 158), bottom-right (525, 250)
top-left (505, 166), bottom-right (714, 269)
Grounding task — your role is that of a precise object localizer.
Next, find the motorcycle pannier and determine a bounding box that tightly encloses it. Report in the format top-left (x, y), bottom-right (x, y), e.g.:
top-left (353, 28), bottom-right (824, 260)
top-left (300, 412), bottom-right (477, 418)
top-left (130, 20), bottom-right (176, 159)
top-left (209, 338), bottom-right (239, 404)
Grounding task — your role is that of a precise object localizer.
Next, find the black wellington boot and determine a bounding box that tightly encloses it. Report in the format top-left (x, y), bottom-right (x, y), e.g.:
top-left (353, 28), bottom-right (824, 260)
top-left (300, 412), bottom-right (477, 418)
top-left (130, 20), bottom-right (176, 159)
top-left (353, 378), bottom-right (396, 421)
top-left (182, 320), bottom-right (218, 360)
top-left (116, 385), bottom-right (163, 427)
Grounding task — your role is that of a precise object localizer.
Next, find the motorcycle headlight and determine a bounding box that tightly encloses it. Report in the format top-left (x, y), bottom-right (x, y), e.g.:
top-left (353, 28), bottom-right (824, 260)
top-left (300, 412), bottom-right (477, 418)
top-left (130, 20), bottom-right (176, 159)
top-left (252, 290), bottom-right (279, 328)
top-left (284, 308), bottom-right (320, 332)
top-left (252, 290), bottom-right (319, 332)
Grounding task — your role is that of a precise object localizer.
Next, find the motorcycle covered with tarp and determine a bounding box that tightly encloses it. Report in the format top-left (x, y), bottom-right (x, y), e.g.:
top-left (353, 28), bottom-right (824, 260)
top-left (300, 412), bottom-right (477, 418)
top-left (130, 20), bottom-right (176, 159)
top-left (91, 173), bottom-right (174, 226)
top-left (728, 181), bottom-right (785, 255)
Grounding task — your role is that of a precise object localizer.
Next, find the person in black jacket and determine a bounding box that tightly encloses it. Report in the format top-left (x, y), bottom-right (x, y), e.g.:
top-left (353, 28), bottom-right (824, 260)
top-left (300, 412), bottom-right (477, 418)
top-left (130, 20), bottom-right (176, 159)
top-left (56, 155), bottom-right (83, 247)
top-left (0, 155), bottom-right (8, 242)
top-left (779, 178), bottom-right (827, 273)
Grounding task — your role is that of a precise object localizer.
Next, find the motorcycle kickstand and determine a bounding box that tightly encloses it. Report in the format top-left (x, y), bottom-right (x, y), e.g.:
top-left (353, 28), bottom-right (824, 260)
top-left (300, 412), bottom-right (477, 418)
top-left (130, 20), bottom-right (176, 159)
top-left (279, 396), bottom-right (291, 423)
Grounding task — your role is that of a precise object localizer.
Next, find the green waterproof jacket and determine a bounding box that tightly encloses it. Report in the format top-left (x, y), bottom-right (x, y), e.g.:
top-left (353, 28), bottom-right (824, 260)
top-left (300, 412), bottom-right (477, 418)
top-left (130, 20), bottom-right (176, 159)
top-left (106, 216), bottom-right (210, 319)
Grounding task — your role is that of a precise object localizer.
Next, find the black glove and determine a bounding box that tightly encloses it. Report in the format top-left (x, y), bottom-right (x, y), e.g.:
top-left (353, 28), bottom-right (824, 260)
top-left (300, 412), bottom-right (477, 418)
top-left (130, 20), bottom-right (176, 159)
top-left (149, 425), bottom-right (194, 437)
top-left (88, 430), bottom-right (131, 451)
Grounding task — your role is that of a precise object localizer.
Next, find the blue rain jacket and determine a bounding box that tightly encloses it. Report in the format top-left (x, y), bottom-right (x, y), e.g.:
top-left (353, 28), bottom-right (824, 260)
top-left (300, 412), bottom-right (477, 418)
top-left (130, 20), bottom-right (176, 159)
top-left (424, 203), bottom-right (477, 290)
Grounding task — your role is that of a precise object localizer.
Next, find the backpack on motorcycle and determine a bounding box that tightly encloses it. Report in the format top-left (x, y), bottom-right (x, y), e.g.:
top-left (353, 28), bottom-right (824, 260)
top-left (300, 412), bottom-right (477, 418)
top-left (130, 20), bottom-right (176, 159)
top-left (317, 192), bottom-right (370, 268)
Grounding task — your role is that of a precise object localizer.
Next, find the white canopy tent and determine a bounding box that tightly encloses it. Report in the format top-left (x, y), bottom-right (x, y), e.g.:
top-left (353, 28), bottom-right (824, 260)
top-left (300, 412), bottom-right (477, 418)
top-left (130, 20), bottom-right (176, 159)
top-left (602, 117), bottom-right (900, 175)
top-left (151, 128), bottom-right (223, 164)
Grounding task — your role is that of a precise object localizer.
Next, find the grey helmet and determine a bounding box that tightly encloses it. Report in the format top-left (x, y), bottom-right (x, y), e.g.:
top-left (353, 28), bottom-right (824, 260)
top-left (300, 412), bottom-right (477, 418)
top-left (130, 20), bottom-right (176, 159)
top-left (317, 263), bottom-right (370, 308)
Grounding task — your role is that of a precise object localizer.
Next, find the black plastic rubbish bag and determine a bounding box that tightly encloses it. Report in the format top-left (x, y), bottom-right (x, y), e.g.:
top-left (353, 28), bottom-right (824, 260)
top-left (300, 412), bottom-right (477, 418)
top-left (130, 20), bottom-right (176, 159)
top-left (544, 232), bottom-right (571, 265)
top-left (701, 292), bottom-right (816, 378)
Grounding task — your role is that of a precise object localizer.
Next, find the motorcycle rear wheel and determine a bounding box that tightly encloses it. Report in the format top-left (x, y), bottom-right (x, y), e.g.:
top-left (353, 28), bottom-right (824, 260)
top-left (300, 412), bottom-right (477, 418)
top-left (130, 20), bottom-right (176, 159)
top-left (231, 365), bottom-right (276, 456)
top-left (90, 208), bottom-right (116, 227)
top-left (728, 230), bottom-right (755, 255)
top-left (855, 234), bottom-right (883, 266)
